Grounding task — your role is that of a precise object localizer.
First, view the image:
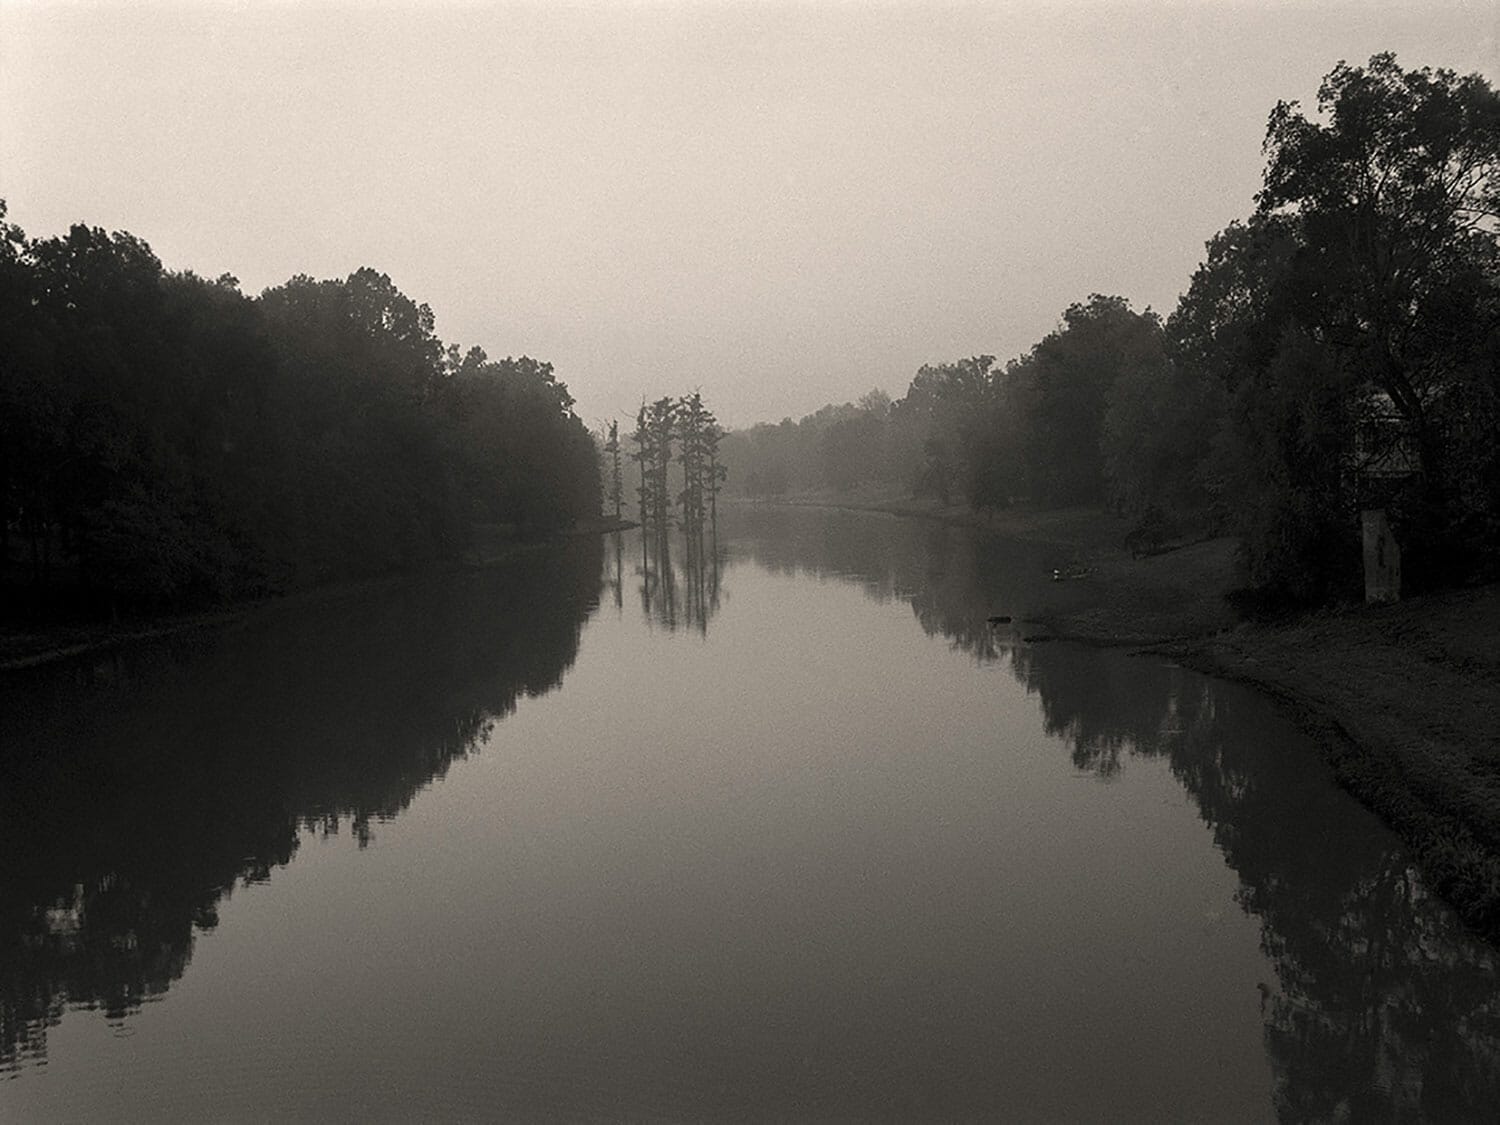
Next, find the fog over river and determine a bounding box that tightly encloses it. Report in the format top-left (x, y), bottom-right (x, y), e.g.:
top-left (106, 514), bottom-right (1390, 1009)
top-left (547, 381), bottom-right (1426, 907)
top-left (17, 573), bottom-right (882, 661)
top-left (3, 506), bottom-right (1498, 1121)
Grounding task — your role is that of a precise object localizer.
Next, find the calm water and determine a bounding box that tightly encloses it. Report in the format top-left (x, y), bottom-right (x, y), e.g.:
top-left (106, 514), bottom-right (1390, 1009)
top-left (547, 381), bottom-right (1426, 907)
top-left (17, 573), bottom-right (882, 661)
top-left (3, 506), bottom-right (1498, 1121)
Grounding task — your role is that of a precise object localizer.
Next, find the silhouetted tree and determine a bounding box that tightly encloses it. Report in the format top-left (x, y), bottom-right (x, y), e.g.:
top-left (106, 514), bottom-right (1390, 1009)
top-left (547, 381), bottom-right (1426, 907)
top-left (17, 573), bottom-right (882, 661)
top-left (703, 414), bottom-right (725, 536)
top-left (675, 391), bottom-right (709, 545)
top-left (603, 420), bottom-right (623, 520)
top-left (645, 396), bottom-right (677, 540)
top-left (0, 205), bottom-right (600, 617)
top-left (1255, 53), bottom-right (1500, 587)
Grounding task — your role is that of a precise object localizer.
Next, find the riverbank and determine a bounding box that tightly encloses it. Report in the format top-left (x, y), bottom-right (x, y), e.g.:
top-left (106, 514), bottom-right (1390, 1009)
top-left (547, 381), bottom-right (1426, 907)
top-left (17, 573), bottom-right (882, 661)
top-left (1164, 590), bottom-right (1500, 940)
top-left (738, 490), bottom-right (1500, 940)
top-left (730, 491), bottom-right (1244, 644)
top-left (0, 516), bottom-right (635, 673)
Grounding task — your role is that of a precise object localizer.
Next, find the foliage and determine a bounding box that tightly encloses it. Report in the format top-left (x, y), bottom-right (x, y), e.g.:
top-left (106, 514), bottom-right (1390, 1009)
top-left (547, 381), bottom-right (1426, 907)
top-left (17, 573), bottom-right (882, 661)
top-left (1255, 53), bottom-right (1500, 589)
top-left (602, 420), bottom-right (623, 519)
top-left (895, 355), bottom-right (996, 504)
top-left (1101, 352), bottom-right (1227, 523)
top-left (0, 208), bottom-right (600, 614)
top-left (1007, 297), bottom-right (1165, 507)
top-left (1228, 330), bottom-right (1364, 601)
top-left (719, 399), bottom-right (887, 498)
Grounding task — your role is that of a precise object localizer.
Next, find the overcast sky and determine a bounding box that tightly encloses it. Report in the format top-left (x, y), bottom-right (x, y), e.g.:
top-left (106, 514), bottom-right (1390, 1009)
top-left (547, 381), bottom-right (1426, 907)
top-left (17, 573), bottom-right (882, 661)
top-left (2, 2), bottom-right (1495, 428)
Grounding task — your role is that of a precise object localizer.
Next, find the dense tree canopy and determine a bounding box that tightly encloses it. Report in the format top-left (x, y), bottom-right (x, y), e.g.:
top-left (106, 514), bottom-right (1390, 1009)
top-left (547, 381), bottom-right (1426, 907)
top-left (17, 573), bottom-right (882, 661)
top-left (1010, 297), bottom-right (1165, 507)
top-left (1255, 54), bottom-right (1500, 588)
top-left (0, 208), bottom-right (600, 616)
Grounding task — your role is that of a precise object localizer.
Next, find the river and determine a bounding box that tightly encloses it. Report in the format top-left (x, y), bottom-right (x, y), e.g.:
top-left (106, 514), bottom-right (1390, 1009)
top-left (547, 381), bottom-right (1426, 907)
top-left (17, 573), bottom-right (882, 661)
top-left (2, 505), bottom-right (1497, 1121)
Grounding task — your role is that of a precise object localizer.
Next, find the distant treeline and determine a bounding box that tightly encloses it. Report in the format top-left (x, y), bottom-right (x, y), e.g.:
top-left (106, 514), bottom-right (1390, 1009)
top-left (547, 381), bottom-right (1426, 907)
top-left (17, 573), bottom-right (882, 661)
top-left (722, 55), bottom-right (1500, 601)
top-left (0, 207), bottom-right (599, 615)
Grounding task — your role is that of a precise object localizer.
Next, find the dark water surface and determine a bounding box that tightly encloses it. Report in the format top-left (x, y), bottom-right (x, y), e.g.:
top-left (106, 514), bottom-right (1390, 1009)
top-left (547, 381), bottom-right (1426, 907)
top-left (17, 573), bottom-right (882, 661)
top-left (3, 506), bottom-right (1498, 1120)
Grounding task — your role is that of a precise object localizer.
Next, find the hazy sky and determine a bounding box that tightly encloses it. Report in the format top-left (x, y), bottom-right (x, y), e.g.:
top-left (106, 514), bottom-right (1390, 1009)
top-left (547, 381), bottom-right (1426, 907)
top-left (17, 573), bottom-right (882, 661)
top-left (2, 2), bottom-right (1495, 428)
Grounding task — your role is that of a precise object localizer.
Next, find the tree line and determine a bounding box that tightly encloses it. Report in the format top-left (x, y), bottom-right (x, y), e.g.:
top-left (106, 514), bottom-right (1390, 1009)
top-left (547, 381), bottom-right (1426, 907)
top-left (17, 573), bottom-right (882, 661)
top-left (722, 55), bottom-right (1500, 602)
top-left (0, 207), bottom-right (600, 616)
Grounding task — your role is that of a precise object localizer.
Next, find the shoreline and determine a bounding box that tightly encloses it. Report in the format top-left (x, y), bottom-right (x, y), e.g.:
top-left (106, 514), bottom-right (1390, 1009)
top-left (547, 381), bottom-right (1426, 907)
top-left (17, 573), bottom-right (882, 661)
top-left (1156, 589), bottom-right (1500, 942)
top-left (0, 517), bottom-right (637, 674)
top-left (736, 491), bottom-right (1500, 941)
top-left (729, 492), bottom-right (1246, 645)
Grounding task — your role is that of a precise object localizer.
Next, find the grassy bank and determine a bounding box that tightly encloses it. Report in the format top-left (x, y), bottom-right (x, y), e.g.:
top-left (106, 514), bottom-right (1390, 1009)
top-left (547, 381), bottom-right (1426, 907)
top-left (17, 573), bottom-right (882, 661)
top-left (1164, 591), bottom-right (1500, 940)
top-left (744, 490), bottom-right (1500, 940)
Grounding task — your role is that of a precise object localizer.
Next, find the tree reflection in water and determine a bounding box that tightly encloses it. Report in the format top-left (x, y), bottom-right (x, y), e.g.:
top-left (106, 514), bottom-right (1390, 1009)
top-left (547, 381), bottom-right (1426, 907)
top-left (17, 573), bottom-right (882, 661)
top-left (0, 537), bottom-right (602, 1071)
top-left (733, 504), bottom-right (1500, 1118)
top-left (1010, 645), bottom-right (1500, 1117)
top-left (636, 523), bottom-right (723, 635)
top-left (8, 505), bottom-right (1500, 1115)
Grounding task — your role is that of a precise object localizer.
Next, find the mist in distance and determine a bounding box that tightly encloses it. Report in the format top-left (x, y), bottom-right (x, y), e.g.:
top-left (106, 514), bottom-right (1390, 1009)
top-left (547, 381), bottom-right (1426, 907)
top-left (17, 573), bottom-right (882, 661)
top-left (1, 2), bottom-right (1492, 427)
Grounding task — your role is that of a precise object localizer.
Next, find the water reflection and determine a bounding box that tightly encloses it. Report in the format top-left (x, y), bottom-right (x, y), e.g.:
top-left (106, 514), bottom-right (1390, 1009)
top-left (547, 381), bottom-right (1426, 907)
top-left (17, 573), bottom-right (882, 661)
top-left (1014, 648), bottom-right (1500, 1117)
top-left (728, 503), bottom-right (1066, 660)
top-left (732, 504), bottom-right (1500, 1118)
top-left (633, 525), bottom-right (724, 635)
top-left (7, 506), bottom-right (1500, 1117)
top-left (0, 538), bottom-right (603, 1071)
top-left (1135, 661), bottom-right (1500, 1115)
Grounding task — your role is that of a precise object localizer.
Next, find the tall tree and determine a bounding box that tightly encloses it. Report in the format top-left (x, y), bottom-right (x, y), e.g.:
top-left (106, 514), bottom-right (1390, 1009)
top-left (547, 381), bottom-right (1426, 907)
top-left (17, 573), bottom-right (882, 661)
top-left (1010, 298), bottom-right (1163, 507)
top-left (603, 420), bottom-right (623, 520)
top-left (644, 396), bottom-right (677, 538)
top-left (1258, 53), bottom-right (1500, 583)
top-left (630, 404), bottom-right (652, 568)
top-left (703, 412), bottom-right (725, 536)
top-left (675, 392), bottom-right (708, 545)
top-left (1260, 54), bottom-right (1499, 432)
